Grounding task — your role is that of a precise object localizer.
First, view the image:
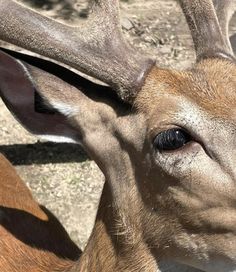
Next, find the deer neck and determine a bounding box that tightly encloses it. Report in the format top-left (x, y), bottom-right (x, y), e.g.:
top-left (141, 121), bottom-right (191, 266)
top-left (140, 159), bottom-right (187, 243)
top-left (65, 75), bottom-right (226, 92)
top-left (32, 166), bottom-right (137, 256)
top-left (69, 181), bottom-right (201, 272)
top-left (67, 182), bottom-right (156, 272)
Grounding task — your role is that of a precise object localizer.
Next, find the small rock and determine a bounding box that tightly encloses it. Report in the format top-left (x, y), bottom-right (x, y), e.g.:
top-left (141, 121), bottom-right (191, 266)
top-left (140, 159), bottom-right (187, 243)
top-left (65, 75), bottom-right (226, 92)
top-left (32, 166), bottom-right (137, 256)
top-left (159, 38), bottom-right (166, 45)
top-left (143, 36), bottom-right (157, 46)
top-left (121, 17), bottom-right (134, 31)
top-left (159, 46), bottom-right (172, 54)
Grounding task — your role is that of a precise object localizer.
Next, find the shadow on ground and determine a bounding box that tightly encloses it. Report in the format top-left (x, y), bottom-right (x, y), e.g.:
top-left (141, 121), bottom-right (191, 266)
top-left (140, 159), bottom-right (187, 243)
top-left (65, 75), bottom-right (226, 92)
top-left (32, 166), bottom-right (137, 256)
top-left (0, 142), bottom-right (89, 165)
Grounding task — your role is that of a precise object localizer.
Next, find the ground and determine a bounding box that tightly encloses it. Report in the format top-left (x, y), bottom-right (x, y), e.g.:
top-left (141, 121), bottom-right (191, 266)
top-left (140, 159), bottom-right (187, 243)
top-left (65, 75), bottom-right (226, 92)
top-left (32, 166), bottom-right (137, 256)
top-left (0, 0), bottom-right (235, 249)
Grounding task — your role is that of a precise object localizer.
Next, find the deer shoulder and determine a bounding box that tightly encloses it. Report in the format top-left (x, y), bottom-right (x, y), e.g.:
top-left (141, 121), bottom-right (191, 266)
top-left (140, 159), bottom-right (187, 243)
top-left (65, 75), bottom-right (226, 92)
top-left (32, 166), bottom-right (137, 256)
top-left (0, 154), bottom-right (80, 272)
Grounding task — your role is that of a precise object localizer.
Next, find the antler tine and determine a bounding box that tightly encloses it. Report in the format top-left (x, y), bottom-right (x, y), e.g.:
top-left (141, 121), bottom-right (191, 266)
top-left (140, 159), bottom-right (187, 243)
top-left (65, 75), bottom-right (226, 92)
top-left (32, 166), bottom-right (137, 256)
top-left (213, 0), bottom-right (236, 54)
top-left (0, 0), bottom-right (155, 103)
top-left (178, 0), bottom-right (234, 60)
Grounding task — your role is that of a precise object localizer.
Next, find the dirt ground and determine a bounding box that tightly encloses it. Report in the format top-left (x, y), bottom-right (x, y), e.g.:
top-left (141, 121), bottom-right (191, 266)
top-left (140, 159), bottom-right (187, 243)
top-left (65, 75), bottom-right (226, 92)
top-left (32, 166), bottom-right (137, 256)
top-left (0, 0), bottom-right (236, 250)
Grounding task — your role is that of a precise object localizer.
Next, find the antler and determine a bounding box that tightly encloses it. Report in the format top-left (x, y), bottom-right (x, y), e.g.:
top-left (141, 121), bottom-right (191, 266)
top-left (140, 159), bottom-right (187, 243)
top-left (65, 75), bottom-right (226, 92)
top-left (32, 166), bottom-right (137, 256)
top-left (0, 0), bottom-right (155, 103)
top-left (213, 0), bottom-right (236, 54)
top-left (178, 0), bottom-right (234, 60)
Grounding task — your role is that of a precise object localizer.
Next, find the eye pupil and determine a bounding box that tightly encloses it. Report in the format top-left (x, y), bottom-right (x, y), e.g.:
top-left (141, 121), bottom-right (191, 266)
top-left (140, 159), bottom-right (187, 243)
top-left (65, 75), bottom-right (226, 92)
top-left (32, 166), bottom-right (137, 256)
top-left (153, 129), bottom-right (191, 151)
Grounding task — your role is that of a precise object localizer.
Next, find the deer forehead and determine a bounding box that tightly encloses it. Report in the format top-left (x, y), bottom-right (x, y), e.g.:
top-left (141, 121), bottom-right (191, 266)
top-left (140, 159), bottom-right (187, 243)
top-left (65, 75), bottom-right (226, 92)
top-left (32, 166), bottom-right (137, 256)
top-left (136, 59), bottom-right (236, 123)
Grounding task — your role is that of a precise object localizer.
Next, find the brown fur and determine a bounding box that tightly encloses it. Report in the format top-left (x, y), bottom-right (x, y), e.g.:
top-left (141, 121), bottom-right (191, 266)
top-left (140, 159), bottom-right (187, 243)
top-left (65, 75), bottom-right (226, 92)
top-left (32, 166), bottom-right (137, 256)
top-left (137, 58), bottom-right (236, 118)
top-left (0, 0), bottom-right (235, 271)
top-left (0, 154), bottom-right (80, 272)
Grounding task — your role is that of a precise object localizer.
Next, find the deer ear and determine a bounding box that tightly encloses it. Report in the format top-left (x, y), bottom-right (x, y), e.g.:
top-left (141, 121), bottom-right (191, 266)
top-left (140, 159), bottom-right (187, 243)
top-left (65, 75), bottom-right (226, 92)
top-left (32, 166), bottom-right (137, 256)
top-left (0, 49), bottom-right (79, 143)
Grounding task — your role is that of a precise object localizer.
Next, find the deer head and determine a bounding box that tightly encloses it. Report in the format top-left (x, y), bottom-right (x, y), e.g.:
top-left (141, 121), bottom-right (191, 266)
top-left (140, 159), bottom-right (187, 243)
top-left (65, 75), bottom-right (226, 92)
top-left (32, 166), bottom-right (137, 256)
top-left (0, 0), bottom-right (235, 271)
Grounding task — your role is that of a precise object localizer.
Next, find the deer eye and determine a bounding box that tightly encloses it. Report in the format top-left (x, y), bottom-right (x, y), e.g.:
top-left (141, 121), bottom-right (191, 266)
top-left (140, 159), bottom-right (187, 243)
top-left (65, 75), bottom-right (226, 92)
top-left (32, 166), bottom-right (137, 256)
top-left (153, 129), bottom-right (192, 151)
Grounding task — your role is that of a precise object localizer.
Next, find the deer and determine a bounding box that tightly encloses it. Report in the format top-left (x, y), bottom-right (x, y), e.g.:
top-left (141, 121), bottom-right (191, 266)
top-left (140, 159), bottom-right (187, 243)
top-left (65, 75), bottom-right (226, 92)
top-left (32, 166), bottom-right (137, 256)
top-left (0, 0), bottom-right (235, 271)
top-left (0, 153), bottom-right (81, 272)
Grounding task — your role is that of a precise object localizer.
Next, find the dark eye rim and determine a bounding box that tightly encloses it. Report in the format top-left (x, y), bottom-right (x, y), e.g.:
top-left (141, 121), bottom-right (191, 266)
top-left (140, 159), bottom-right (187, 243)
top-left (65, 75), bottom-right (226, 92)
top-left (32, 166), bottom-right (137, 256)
top-left (152, 128), bottom-right (193, 152)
